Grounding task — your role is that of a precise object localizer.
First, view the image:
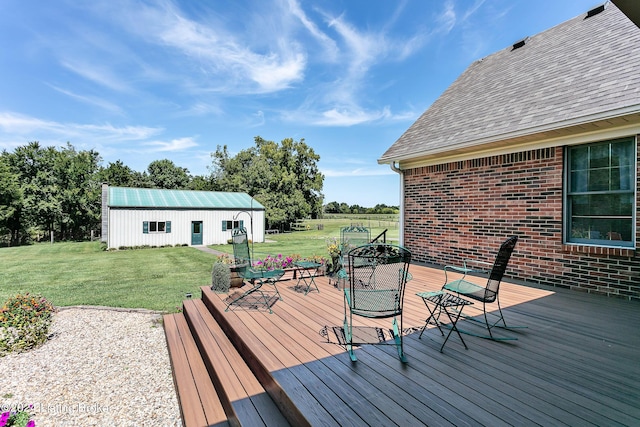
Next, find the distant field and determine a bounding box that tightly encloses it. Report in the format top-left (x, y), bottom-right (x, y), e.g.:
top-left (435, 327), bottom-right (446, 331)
top-left (210, 216), bottom-right (399, 259)
top-left (0, 216), bottom-right (399, 312)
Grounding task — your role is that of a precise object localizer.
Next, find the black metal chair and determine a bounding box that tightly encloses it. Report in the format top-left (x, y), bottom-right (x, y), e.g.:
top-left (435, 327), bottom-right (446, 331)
top-left (442, 235), bottom-right (521, 340)
top-left (226, 227), bottom-right (284, 313)
top-left (343, 244), bottom-right (412, 362)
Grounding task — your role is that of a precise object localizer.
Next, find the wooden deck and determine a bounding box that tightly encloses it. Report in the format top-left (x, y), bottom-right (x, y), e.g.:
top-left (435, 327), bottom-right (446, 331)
top-left (166, 264), bottom-right (640, 426)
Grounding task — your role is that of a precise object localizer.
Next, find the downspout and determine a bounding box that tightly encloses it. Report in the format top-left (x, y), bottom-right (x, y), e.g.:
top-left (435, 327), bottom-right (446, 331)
top-left (389, 162), bottom-right (405, 247)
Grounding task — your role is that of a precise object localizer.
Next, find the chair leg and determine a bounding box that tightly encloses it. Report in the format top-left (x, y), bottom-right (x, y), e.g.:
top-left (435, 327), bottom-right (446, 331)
top-left (392, 317), bottom-right (407, 363)
top-left (343, 293), bottom-right (357, 361)
top-left (344, 313), bottom-right (357, 362)
top-left (482, 302), bottom-right (495, 339)
top-left (264, 278), bottom-right (282, 301)
top-left (483, 297), bottom-right (521, 338)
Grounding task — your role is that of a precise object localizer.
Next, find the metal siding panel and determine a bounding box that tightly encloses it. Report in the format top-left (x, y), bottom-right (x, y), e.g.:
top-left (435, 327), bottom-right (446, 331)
top-left (107, 208), bottom-right (266, 248)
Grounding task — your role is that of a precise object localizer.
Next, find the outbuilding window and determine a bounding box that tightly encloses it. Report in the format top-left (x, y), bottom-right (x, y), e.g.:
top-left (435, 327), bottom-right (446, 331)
top-left (143, 221), bottom-right (171, 234)
top-left (565, 137), bottom-right (636, 247)
top-left (222, 220), bottom-right (243, 231)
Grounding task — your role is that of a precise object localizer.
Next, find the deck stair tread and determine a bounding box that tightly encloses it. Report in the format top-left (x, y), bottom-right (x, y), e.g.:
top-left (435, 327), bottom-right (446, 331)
top-left (163, 313), bottom-right (229, 427)
top-left (182, 298), bottom-right (290, 427)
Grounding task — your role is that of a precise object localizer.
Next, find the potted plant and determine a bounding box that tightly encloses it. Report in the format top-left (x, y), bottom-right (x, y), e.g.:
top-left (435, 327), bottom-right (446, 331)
top-left (213, 254), bottom-right (244, 288)
top-left (211, 261), bottom-right (231, 293)
top-left (228, 264), bottom-right (245, 288)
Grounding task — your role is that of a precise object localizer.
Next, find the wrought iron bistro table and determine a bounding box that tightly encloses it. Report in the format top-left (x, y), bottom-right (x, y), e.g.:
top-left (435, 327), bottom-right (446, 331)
top-left (293, 261), bottom-right (321, 295)
top-left (416, 290), bottom-right (473, 352)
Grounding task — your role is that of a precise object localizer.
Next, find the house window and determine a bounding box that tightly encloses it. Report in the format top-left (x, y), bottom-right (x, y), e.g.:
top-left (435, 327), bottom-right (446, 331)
top-left (221, 220), bottom-right (243, 231)
top-left (565, 137), bottom-right (636, 247)
top-left (143, 221), bottom-right (171, 234)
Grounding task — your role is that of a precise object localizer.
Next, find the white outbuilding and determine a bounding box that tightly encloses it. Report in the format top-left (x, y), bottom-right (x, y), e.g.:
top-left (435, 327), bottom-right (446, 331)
top-left (101, 184), bottom-right (265, 249)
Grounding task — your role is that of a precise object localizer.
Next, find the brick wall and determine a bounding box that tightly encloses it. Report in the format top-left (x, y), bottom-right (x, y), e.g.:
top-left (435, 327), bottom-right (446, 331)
top-left (403, 145), bottom-right (640, 301)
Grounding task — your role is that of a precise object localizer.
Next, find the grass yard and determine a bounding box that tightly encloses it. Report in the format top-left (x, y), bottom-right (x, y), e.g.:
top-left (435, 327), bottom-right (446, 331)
top-left (211, 216), bottom-right (399, 260)
top-left (0, 216), bottom-right (399, 312)
top-left (0, 242), bottom-right (214, 312)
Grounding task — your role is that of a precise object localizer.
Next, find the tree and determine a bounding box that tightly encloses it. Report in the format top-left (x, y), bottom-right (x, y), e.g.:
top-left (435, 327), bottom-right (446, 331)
top-left (54, 143), bottom-right (102, 239)
top-left (98, 160), bottom-right (136, 187)
top-left (5, 142), bottom-right (102, 243)
top-left (10, 142), bottom-right (60, 241)
top-left (188, 175), bottom-right (215, 191)
top-left (324, 201), bottom-right (341, 213)
top-left (0, 153), bottom-right (23, 245)
top-left (210, 137), bottom-right (324, 230)
top-left (147, 159), bottom-right (190, 189)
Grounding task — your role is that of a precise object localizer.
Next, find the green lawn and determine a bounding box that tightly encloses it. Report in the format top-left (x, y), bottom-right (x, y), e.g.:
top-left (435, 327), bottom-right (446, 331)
top-left (210, 217), bottom-right (399, 259)
top-left (0, 217), bottom-right (399, 312)
top-left (0, 242), bottom-right (215, 312)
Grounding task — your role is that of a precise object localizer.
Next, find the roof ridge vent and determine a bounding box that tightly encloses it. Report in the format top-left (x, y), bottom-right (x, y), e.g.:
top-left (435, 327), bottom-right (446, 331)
top-left (585, 2), bottom-right (608, 19)
top-left (511, 36), bottom-right (530, 51)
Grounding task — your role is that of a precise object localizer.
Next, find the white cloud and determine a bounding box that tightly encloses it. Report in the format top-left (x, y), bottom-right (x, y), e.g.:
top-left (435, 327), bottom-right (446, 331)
top-left (287, 0), bottom-right (339, 61)
top-left (48, 84), bottom-right (125, 115)
top-left (461, 0), bottom-right (487, 22)
top-left (177, 102), bottom-right (223, 117)
top-left (60, 59), bottom-right (130, 92)
top-left (144, 137), bottom-right (198, 152)
top-left (437, 1), bottom-right (457, 34)
top-left (250, 110), bottom-right (266, 128)
top-left (126, 1), bottom-right (306, 94)
top-left (313, 107), bottom-right (390, 126)
top-left (0, 112), bottom-right (162, 142)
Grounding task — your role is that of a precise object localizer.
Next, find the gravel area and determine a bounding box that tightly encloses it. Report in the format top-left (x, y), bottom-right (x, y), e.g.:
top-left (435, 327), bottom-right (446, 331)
top-left (1, 307), bottom-right (182, 427)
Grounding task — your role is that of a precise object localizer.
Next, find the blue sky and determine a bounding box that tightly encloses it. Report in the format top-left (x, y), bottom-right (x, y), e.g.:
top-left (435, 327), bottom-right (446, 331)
top-left (0, 0), bottom-right (600, 207)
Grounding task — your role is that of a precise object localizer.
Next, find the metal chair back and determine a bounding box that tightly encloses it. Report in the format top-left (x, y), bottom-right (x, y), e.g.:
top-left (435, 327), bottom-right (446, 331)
top-left (232, 227), bottom-right (251, 278)
top-left (346, 244), bottom-right (412, 318)
top-left (484, 236), bottom-right (518, 303)
top-left (340, 226), bottom-right (371, 254)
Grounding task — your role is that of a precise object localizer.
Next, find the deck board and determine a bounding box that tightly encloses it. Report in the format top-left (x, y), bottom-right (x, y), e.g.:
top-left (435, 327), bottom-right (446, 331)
top-left (184, 299), bottom-right (289, 426)
top-left (198, 263), bottom-right (640, 426)
top-left (163, 313), bottom-right (229, 427)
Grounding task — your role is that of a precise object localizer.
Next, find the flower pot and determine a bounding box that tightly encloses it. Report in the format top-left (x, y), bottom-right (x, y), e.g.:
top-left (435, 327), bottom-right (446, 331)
top-left (229, 265), bottom-right (245, 288)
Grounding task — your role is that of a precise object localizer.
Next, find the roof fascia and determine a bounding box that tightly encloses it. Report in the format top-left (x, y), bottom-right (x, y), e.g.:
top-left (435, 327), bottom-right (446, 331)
top-left (379, 104), bottom-right (640, 166)
top-left (395, 121), bottom-right (640, 170)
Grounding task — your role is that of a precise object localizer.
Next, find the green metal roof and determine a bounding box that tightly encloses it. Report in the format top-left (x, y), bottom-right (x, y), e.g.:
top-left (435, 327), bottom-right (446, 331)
top-left (108, 187), bottom-right (264, 210)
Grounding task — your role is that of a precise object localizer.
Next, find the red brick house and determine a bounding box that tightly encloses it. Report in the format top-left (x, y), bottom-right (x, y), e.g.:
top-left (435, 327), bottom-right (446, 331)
top-left (379, 3), bottom-right (640, 300)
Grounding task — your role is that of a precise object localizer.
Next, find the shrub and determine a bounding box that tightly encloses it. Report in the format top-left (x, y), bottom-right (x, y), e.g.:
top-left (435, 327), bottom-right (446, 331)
top-left (0, 294), bottom-right (56, 357)
top-left (211, 262), bottom-right (231, 293)
top-left (1, 404), bottom-right (35, 427)
top-left (214, 253), bottom-right (234, 265)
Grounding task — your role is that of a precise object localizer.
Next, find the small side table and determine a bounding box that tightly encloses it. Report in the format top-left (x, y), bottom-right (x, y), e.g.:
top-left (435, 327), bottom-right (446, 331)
top-left (293, 261), bottom-right (321, 295)
top-left (416, 290), bottom-right (473, 352)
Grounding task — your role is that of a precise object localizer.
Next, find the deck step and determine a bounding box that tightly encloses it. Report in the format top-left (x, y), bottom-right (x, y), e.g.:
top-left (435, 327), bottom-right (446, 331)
top-left (182, 298), bottom-right (290, 427)
top-left (163, 313), bottom-right (229, 427)
top-left (200, 287), bottom-right (312, 427)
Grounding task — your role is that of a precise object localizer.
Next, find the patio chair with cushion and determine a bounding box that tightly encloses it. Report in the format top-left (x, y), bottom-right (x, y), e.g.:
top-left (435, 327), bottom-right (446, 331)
top-left (343, 243), bottom-right (412, 362)
top-left (226, 227), bottom-right (285, 314)
top-left (442, 235), bottom-right (521, 340)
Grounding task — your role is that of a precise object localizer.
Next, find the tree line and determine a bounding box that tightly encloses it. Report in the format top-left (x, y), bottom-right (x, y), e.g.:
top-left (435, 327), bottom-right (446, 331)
top-left (323, 201), bottom-right (399, 215)
top-left (0, 137), bottom-right (330, 246)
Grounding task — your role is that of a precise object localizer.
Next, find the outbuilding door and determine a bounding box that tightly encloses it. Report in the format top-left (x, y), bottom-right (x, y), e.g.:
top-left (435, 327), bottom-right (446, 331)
top-left (191, 221), bottom-right (203, 245)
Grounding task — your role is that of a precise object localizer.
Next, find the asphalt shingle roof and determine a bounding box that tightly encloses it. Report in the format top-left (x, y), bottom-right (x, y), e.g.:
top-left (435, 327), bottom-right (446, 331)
top-left (379, 3), bottom-right (640, 163)
top-left (108, 187), bottom-right (265, 209)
